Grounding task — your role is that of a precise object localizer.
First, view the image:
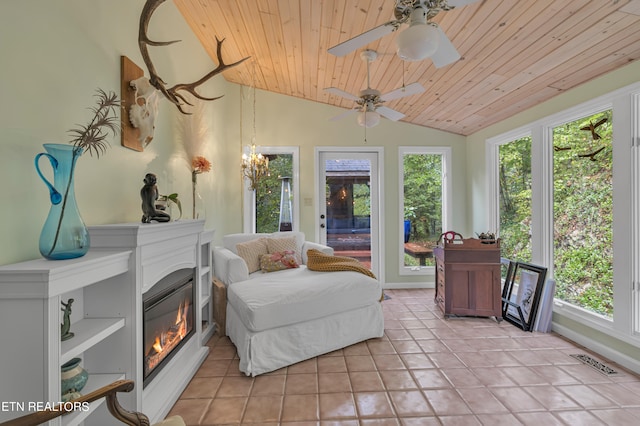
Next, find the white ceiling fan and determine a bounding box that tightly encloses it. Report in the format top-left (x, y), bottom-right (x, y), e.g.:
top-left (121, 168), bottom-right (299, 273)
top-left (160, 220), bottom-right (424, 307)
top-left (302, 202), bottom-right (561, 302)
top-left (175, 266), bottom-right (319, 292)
top-left (324, 50), bottom-right (425, 128)
top-left (328, 0), bottom-right (481, 67)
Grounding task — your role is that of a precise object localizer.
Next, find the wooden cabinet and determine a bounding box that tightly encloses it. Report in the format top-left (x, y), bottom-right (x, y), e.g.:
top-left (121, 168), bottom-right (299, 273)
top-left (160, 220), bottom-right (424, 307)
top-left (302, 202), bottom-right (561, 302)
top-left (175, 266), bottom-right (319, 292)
top-left (434, 238), bottom-right (501, 318)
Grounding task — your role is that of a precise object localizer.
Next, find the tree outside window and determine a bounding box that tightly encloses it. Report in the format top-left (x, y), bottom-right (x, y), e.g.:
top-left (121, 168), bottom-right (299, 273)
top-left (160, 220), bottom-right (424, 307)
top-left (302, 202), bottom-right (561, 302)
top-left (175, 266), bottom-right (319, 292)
top-left (552, 110), bottom-right (613, 317)
top-left (499, 136), bottom-right (532, 263)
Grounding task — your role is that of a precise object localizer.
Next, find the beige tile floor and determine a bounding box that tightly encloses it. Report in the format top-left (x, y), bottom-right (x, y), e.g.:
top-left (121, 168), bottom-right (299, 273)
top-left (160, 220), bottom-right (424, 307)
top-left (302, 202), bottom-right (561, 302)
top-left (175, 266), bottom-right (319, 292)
top-left (168, 289), bottom-right (640, 425)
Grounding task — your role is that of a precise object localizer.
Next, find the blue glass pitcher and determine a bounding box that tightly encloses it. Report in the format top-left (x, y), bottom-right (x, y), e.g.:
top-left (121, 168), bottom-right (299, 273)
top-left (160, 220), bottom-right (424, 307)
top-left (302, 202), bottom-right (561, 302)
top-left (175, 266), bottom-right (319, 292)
top-left (35, 144), bottom-right (89, 260)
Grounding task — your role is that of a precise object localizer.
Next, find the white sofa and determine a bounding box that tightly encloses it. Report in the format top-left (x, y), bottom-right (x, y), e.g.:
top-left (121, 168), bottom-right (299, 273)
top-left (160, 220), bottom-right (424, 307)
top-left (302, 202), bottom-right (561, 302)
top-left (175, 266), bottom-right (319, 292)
top-left (213, 231), bottom-right (384, 376)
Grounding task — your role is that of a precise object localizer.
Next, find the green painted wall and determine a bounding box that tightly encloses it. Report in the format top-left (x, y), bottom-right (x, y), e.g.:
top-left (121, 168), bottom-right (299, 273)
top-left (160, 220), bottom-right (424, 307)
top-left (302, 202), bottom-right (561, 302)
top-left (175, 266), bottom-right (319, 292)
top-left (0, 0), bottom-right (236, 265)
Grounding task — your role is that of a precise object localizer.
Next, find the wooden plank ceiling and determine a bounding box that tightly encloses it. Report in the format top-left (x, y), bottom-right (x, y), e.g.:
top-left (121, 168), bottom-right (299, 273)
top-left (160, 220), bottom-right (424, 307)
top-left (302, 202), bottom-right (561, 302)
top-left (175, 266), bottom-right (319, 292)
top-left (172, 0), bottom-right (640, 136)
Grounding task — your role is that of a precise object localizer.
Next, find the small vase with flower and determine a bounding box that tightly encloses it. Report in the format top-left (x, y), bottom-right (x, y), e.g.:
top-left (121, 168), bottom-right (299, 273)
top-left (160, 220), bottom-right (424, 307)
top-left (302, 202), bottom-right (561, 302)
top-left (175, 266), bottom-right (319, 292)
top-left (191, 156), bottom-right (211, 219)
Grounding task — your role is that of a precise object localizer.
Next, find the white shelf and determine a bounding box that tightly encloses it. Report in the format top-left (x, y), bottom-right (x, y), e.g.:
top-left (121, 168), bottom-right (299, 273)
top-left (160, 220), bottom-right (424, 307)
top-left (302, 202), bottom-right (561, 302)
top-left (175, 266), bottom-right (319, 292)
top-left (0, 222), bottom-right (211, 424)
top-left (200, 297), bottom-right (211, 310)
top-left (61, 318), bottom-right (126, 364)
top-left (62, 373), bottom-right (125, 426)
top-left (0, 250), bottom-right (131, 299)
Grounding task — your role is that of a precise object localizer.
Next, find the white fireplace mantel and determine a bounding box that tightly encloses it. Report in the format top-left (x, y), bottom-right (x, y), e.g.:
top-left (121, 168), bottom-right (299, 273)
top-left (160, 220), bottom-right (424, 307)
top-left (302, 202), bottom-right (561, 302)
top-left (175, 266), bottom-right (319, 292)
top-left (0, 220), bottom-right (214, 425)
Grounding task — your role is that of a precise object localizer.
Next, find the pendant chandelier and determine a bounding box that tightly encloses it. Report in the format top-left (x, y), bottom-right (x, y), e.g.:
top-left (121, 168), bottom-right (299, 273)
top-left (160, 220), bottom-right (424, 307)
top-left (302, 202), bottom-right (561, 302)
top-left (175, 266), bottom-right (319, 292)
top-left (242, 141), bottom-right (269, 191)
top-left (241, 76), bottom-right (269, 191)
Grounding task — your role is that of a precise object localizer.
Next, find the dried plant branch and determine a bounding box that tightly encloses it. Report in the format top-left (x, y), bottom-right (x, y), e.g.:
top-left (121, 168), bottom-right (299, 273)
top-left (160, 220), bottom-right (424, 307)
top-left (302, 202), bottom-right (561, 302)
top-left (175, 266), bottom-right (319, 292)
top-left (47, 89), bottom-right (120, 257)
top-left (68, 89), bottom-right (121, 157)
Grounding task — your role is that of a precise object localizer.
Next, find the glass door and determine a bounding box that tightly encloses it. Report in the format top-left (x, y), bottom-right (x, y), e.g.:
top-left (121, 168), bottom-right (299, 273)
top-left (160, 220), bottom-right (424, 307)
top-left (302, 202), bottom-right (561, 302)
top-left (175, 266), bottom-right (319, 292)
top-left (317, 150), bottom-right (380, 278)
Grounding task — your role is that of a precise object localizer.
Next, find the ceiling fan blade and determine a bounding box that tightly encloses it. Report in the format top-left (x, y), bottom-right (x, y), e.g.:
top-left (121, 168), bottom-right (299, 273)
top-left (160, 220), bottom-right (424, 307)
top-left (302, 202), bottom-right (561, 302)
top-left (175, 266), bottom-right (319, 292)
top-left (376, 106), bottom-right (405, 121)
top-left (329, 108), bottom-right (360, 122)
top-left (380, 82), bottom-right (425, 102)
top-left (430, 25), bottom-right (461, 68)
top-left (328, 22), bottom-right (398, 57)
top-left (447, 0), bottom-right (481, 7)
top-left (324, 87), bottom-right (361, 102)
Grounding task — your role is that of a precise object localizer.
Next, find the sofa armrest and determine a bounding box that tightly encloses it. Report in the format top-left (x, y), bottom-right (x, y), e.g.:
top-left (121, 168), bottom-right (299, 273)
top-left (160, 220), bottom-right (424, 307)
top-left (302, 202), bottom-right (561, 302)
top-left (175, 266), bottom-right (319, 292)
top-left (213, 246), bottom-right (249, 285)
top-left (302, 241), bottom-right (334, 264)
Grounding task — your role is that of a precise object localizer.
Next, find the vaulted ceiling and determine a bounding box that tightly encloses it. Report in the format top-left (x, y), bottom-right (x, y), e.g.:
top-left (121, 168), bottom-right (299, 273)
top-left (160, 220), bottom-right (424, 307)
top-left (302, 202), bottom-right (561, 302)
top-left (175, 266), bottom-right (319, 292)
top-left (173, 0), bottom-right (640, 136)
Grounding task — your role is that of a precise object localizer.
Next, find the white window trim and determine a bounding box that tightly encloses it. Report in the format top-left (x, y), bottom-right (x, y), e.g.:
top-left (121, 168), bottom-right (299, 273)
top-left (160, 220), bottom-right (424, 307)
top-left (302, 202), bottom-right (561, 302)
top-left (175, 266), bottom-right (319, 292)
top-left (398, 146), bottom-right (452, 276)
top-left (633, 92), bottom-right (640, 335)
top-left (243, 146), bottom-right (300, 234)
top-left (487, 81), bottom-right (640, 346)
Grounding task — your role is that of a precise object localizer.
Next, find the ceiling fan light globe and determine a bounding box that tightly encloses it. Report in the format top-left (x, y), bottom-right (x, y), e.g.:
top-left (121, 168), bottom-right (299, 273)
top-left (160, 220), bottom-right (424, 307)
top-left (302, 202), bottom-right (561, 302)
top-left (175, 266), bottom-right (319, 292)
top-left (396, 23), bottom-right (439, 62)
top-left (357, 110), bottom-right (380, 128)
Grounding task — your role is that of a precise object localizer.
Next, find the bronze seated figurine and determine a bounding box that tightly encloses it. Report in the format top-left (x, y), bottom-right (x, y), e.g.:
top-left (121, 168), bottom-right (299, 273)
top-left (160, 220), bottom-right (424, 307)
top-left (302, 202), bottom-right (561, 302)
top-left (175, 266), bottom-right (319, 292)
top-left (141, 173), bottom-right (170, 223)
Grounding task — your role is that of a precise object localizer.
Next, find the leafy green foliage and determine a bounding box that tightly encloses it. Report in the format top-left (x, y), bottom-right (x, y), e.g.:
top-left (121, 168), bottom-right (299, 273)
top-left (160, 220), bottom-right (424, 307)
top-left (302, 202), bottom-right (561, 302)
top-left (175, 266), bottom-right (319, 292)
top-left (553, 110), bottom-right (613, 316)
top-left (499, 110), bottom-right (613, 317)
top-left (499, 137), bottom-right (532, 262)
top-left (159, 193), bottom-right (182, 218)
top-left (353, 183), bottom-right (371, 216)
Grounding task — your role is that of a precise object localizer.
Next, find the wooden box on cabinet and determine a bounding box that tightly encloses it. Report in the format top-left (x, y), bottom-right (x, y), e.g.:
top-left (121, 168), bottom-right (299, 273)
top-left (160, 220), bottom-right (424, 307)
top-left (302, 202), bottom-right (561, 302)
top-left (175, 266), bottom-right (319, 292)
top-left (433, 238), bottom-right (501, 318)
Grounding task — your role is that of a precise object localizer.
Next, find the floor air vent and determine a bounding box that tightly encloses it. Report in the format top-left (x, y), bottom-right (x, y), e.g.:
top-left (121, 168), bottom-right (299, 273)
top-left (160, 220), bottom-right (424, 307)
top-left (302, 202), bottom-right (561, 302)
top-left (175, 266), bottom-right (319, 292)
top-left (570, 354), bottom-right (618, 376)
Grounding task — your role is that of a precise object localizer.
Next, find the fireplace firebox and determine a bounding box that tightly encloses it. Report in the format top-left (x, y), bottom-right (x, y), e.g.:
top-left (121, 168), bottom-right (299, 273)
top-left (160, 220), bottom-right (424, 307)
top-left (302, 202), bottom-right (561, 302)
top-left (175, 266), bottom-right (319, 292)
top-left (143, 268), bottom-right (195, 387)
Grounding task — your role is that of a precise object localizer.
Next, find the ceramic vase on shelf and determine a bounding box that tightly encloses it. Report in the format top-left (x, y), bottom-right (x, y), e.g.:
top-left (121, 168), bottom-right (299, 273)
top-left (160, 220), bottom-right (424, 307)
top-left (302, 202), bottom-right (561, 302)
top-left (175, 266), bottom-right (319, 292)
top-left (35, 144), bottom-right (89, 260)
top-left (60, 357), bottom-right (88, 402)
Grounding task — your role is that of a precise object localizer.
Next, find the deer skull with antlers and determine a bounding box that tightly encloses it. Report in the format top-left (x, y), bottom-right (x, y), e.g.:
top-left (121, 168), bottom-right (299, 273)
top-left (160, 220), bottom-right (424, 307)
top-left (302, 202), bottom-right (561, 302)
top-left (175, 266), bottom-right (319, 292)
top-left (128, 0), bottom-right (249, 145)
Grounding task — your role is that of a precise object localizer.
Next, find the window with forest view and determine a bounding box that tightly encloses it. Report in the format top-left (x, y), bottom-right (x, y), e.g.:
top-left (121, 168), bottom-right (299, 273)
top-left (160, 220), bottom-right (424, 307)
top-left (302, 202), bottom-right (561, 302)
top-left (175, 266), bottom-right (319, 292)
top-left (249, 152), bottom-right (296, 234)
top-left (400, 148), bottom-right (448, 270)
top-left (553, 110), bottom-right (613, 317)
top-left (499, 136), bottom-right (532, 263)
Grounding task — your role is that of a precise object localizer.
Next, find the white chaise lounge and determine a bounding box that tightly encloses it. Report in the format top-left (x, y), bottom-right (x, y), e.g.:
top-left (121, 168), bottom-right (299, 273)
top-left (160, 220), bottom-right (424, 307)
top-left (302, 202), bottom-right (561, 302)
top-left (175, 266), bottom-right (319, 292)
top-left (213, 231), bottom-right (384, 376)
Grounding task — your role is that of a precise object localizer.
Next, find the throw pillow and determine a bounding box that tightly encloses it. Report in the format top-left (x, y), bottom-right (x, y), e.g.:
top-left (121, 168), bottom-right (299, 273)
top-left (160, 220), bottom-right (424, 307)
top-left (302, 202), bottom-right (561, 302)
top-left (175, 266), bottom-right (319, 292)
top-left (260, 250), bottom-right (300, 273)
top-left (267, 236), bottom-right (301, 264)
top-left (236, 238), bottom-right (269, 274)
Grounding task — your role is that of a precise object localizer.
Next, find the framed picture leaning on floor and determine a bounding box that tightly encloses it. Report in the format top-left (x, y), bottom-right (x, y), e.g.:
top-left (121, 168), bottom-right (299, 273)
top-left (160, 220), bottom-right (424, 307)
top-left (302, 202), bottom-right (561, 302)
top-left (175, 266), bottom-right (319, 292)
top-left (502, 261), bottom-right (547, 331)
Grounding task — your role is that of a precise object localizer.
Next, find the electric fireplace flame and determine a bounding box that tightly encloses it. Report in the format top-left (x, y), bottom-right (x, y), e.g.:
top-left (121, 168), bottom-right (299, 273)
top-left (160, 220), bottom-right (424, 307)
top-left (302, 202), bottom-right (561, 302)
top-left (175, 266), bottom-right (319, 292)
top-left (152, 336), bottom-right (163, 354)
top-left (143, 270), bottom-right (195, 386)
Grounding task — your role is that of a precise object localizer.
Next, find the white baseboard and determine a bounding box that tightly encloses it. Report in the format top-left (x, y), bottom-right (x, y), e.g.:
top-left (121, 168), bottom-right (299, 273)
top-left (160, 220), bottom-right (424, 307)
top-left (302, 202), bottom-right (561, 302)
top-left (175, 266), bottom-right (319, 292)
top-left (552, 322), bottom-right (640, 376)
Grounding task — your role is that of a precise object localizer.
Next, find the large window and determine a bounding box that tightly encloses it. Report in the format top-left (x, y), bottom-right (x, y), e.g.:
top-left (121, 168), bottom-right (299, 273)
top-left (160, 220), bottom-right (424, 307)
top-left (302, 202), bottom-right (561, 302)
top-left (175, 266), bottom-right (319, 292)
top-left (552, 110), bottom-right (613, 317)
top-left (243, 147), bottom-right (299, 233)
top-left (399, 147), bottom-right (451, 274)
top-left (255, 154), bottom-right (294, 233)
top-left (488, 84), bottom-right (640, 355)
top-left (498, 136), bottom-right (532, 262)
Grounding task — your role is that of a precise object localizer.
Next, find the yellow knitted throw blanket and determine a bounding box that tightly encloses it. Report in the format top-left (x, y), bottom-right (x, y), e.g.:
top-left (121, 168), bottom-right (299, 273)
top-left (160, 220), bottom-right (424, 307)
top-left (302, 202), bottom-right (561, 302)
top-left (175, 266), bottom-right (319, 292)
top-left (306, 249), bottom-right (376, 279)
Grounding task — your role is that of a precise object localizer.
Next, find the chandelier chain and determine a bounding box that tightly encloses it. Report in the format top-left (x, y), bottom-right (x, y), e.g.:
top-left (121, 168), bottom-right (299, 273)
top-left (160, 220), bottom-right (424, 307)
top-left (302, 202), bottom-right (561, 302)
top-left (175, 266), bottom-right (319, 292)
top-left (241, 65), bottom-right (269, 191)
